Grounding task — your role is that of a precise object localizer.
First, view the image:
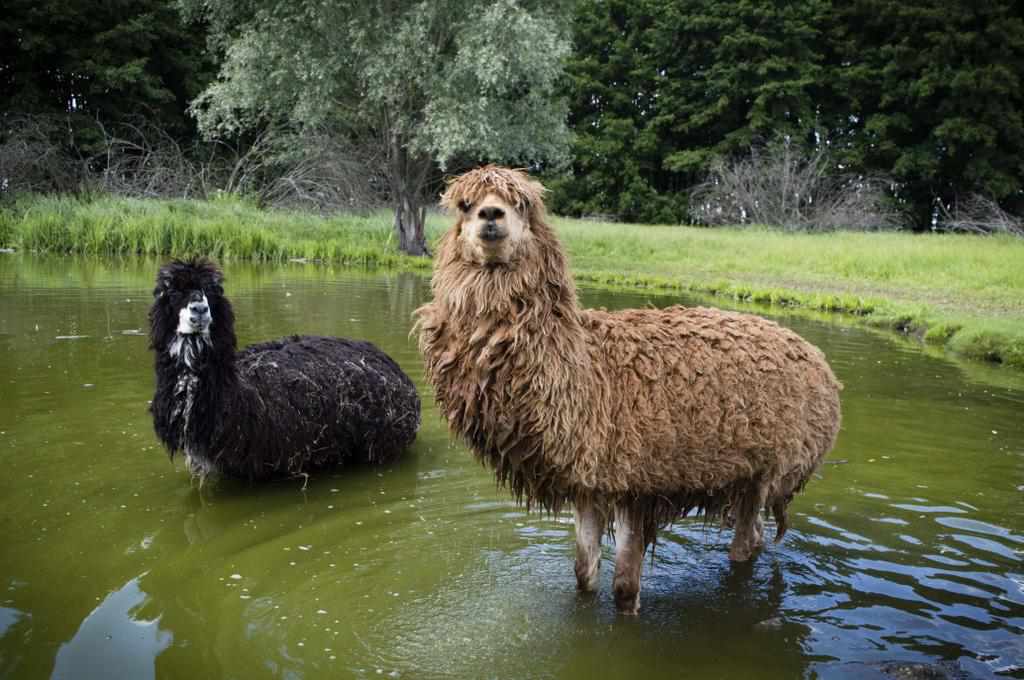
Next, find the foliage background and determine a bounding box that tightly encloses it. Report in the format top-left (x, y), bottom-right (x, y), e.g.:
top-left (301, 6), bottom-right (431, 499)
top-left (2, 0), bottom-right (1023, 233)
top-left (552, 0), bottom-right (1024, 230)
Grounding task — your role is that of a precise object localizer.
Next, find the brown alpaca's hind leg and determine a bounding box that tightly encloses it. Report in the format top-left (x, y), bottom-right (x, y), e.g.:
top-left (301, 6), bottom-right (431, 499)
top-left (729, 484), bottom-right (768, 562)
top-left (574, 498), bottom-right (606, 592)
top-left (612, 505), bottom-right (649, 614)
top-left (771, 497), bottom-right (791, 543)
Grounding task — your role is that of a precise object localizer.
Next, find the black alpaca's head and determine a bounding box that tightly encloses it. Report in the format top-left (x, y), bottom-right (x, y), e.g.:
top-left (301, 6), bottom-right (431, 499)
top-left (149, 258), bottom-right (236, 368)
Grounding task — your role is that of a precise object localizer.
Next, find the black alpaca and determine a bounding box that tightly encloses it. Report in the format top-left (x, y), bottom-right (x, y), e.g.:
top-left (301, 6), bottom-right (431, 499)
top-left (148, 258), bottom-right (420, 481)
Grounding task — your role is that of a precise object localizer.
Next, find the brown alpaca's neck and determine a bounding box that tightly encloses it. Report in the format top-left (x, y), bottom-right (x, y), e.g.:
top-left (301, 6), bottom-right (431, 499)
top-left (426, 226), bottom-right (590, 377)
top-left (417, 226), bottom-right (600, 507)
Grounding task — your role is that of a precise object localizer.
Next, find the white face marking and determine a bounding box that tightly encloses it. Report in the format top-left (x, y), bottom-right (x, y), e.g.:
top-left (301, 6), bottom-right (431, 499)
top-left (176, 293), bottom-right (212, 335)
top-left (169, 292), bottom-right (213, 370)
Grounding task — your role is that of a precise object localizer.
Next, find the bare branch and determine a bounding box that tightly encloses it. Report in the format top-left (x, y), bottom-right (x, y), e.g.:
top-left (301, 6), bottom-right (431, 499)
top-left (1, 114), bottom-right (387, 215)
top-left (689, 140), bottom-right (906, 232)
top-left (0, 114), bottom-right (84, 196)
top-left (936, 194), bottom-right (1024, 237)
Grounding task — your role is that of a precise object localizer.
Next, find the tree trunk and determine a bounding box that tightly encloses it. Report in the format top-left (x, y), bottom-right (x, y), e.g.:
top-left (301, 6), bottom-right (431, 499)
top-left (393, 191), bottom-right (430, 256)
top-left (388, 138), bottom-right (431, 256)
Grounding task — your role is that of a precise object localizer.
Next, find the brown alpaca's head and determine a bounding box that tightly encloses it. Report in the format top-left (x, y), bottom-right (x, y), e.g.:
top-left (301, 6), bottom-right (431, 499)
top-left (441, 165), bottom-right (547, 267)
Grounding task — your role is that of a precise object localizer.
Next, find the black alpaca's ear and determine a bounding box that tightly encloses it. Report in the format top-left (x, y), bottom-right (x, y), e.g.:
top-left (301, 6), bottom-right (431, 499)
top-left (206, 269), bottom-right (225, 297)
top-left (196, 258), bottom-right (224, 286)
top-left (154, 268), bottom-right (173, 298)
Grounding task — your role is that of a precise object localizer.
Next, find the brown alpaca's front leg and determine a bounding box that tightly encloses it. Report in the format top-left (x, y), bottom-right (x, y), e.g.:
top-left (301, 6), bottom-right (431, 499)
top-left (574, 499), bottom-right (605, 592)
top-left (612, 505), bottom-right (648, 614)
top-left (752, 513), bottom-right (765, 549)
top-left (729, 484), bottom-right (768, 562)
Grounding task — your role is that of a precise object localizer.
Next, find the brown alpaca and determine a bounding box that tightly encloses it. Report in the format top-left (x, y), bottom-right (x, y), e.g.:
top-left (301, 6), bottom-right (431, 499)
top-left (415, 166), bottom-right (841, 614)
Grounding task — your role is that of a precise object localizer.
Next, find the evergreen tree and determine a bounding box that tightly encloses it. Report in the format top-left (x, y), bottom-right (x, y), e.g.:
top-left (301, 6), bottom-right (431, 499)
top-left (824, 1), bottom-right (1024, 227)
top-left (557, 0), bottom-right (827, 223)
top-left (1, 0), bottom-right (214, 137)
top-left (554, 1), bottom-right (674, 223)
top-left (559, 0), bottom-right (1024, 227)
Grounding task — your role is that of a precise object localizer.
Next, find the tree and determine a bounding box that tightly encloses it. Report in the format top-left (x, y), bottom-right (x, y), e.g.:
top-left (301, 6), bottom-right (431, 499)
top-left (182, 0), bottom-right (573, 255)
top-left (554, 1), bottom-right (671, 223)
top-left (559, 0), bottom-right (1024, 228)
top-left (823, 1), bottom-right (1024, 228)
top-left (655, 0), bottom-right (827, 176)
top-left (556, 0), bottom-right (827, 223)
top-left (1, 0), bottom-right (214, 138)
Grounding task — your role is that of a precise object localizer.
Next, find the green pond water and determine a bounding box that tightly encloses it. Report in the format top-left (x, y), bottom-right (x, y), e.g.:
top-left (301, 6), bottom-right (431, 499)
top-left (0, 255), bottom-right (1021, 680)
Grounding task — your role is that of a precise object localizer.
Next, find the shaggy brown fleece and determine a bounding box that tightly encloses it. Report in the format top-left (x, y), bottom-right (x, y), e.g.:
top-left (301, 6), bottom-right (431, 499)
top-left (415, 166), bottom-right (841, 546)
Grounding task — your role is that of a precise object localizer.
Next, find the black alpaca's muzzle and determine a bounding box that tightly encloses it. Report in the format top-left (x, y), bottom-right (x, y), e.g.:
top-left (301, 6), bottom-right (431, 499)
top-left (178, 291), bottom-right (212, 334)
top-left (188, 301), bottom-right (209, 326)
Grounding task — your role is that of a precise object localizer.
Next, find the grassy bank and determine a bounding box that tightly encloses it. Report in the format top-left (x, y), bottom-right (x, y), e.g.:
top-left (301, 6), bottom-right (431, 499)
top-left (0, 194), bottom-right (435, 271)
top-left (2, 194), bottom-right (1022, 369)
top-left (554, 219), bottom-right (1024, 369)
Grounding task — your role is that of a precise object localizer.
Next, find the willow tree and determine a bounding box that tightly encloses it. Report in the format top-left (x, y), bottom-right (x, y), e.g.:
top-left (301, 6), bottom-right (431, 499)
top-left (181, 0), bottom-right (572, 254)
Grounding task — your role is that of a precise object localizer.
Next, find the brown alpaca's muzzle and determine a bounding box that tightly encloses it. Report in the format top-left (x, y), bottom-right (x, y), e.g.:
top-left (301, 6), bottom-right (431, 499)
top-left (456, 194), bottom-right (526, 266)
top-left (479, 221), bottom-right (508, 243)
top-left (477, 206), bottom-right (508, 243)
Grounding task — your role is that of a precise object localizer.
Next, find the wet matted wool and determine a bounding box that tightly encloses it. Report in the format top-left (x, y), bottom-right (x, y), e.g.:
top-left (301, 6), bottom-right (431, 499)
top-left (149, 258), bottom-right (420, 482)
top-left (416, 166), bottom-right (841, 557)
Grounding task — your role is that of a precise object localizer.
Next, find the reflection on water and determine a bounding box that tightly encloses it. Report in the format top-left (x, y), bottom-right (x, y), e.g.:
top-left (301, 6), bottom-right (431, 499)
top-left (0, 607), bottom-right (27, 638)
top-left (0, 255), bottom-right (1022, 679)
top-left (51, 576), bottom-right (171, 680)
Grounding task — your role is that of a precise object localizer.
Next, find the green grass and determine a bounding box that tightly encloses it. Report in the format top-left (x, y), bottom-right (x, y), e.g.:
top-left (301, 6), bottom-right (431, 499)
top-left (2, 194), bottom-right (1023, 370)
top-left (554, 219), bottom-right (1024, 314)
top-left (555, 218), bottom-right (1024, 369)
top-left (0, 194), bottom-right (437, 270)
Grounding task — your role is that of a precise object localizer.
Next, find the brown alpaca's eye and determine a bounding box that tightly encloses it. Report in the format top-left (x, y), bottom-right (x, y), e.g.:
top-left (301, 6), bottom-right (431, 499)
top-left (458, 200), bottom-right (471, 213)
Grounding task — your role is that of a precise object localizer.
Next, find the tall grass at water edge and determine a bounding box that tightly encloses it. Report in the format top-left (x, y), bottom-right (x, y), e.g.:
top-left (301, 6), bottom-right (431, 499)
top-left (0, 194), bottom-right (437, 270)
top-left (2, 194), bottom-right (1022, 369)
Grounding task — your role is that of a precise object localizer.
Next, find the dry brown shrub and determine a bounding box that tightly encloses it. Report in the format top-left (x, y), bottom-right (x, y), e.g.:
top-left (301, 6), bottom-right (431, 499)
top-left (689, 141), bottom-right (905, 231)
top-left (94, 119), bottom-right (216, 199)
top-left (255, 126), bottom-right (383, 214)
top-left (936, 194), bottom-right (1024, 237)
top-left (0, 115), bottom-right (84, 196)
top-left (1, 115), bottom-right (384, 213)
